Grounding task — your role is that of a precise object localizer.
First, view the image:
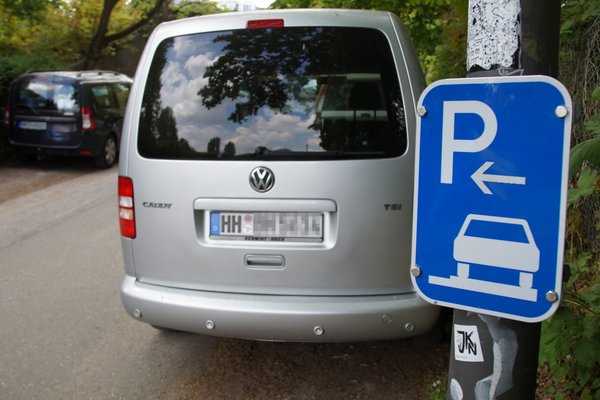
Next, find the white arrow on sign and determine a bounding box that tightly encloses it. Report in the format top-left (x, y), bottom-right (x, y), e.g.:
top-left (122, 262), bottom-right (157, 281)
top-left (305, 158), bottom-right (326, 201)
top-left (471, 161), bottom-right (526, 195)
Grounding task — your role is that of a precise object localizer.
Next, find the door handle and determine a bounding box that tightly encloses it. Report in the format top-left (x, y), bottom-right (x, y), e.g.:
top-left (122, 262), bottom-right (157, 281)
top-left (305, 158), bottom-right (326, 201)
top-left (244, 255), bottom-right (285, 269)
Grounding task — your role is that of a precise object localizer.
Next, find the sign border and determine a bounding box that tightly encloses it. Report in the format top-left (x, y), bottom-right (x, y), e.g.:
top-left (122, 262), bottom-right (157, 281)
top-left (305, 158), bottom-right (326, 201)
top-left (410, 75), bottom-right (572, 322)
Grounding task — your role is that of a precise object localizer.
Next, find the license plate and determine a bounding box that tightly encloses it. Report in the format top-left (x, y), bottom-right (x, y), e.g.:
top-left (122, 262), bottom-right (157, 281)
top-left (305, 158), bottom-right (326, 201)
top-left (210, 212), bottom-right (323, 241)
top-left (18, 120), bottom-right (47, 130)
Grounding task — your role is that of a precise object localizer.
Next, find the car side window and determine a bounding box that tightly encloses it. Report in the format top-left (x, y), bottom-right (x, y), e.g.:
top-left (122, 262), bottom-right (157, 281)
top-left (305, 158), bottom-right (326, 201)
top-left (90, 84), bottom-right (119, 111)
top-left (113, 83), bottom-right (131, 114)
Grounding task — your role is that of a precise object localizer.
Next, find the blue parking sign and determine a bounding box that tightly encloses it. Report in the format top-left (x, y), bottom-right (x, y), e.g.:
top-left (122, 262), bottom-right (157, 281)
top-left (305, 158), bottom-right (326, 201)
top-left (411, 76), bottom-right (572, 322)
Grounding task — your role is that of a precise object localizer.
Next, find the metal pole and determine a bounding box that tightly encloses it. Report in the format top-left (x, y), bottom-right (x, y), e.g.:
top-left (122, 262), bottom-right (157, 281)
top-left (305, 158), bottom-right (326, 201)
top-left (519, 0), bottom-right (561, 77)
top-left (447, 1), bottom-right (561, 399)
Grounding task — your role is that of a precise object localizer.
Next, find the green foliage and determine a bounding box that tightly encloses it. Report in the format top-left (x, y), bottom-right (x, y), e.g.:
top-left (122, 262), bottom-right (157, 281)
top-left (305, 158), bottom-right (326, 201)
top-left (570, 135), bottom-right (600, 179)
top-left (271, 0), bottom-right (312, 6)
top-left (587, 87), bottom-right (600, 135)
top-left (541, 83), bottom-right (600, 399)
top-left (422, 0), bottom-right (467, 81)
top-left (270, 0), bottom-right (460, 81)
top-left (0, 0), bottom-right (50, 22)
top-left (568, 167), bottom-right (599, 205)
top-left (427, 379), bottom-right (446, 400)
top-left (559, 0), bottom-right (600, 147)
top-left (544, 5), bottom-right (600, 393)
top-left (540, 244), bottom-right (600, 399)
top-left (171, 0), bottom-right (224, 19)
top-left (0, 0), bottom-right (168, 73)
top-left (588, 115), bottom-right (600, 136)
top-left (0, 52), bottom-right (61, 100)
top-left (560, 0), bottom-right (600, 45)
top-left (540, 4), bottom-right (600, 394)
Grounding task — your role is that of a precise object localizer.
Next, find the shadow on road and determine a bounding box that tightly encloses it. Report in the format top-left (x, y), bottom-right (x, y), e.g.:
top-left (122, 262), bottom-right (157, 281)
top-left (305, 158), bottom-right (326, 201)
top-left (154, 328), bottom-right (450, 400)
top-left (1, 154), bottom-right (100, 171)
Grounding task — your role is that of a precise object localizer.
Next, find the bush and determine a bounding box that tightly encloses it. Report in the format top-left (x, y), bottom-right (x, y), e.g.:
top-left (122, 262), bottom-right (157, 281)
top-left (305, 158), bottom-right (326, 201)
top-left (539, 85), bottom-right (600, 399)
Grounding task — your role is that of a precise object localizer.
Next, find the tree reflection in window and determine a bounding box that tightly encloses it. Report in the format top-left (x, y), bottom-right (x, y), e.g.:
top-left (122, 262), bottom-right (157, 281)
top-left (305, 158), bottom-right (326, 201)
top-left (199, 28), bottom-right (338, 124)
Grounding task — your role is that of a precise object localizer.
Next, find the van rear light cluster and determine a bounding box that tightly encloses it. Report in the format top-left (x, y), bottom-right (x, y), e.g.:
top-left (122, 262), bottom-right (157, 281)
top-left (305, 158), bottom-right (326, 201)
top-left (3, 104), bottom-right (11, 126)
top-left (119, 176), bottom-right (136, 238)
top-left (246, 19), bottom-right (284, 29)
top-left (81, 106), bottom-right (96, 131)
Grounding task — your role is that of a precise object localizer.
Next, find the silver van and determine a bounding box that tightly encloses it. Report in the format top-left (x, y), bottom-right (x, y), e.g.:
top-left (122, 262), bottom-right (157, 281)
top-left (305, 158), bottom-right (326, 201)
top-left (118, 9), bottom-right (439, 341)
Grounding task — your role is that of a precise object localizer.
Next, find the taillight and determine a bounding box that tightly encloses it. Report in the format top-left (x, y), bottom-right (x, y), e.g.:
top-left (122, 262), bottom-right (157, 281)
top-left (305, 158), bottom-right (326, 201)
top-left (81, 106), bottom-right (96, 131)
top-left (119, 176), bottom-right (136, 238)
top-left (3, 104), bottom-right (11, 126)
top-left (246, 19), bottom-right (284, 29)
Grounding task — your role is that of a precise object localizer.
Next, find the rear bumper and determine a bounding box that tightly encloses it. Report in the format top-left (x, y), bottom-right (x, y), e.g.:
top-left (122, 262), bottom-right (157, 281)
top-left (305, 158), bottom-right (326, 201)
top-left (9, 131), bottom-right (108, 157)
top-left (120, 275), bottom-right (440, 342)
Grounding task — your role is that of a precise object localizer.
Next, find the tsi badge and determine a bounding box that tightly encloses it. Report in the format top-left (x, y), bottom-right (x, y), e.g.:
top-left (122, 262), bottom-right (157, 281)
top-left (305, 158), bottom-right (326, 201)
top-left (411, 76), bottom-right (572, 322)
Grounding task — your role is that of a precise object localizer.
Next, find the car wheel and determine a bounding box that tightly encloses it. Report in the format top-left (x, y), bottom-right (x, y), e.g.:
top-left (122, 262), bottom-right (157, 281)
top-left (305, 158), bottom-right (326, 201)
top-left (95, 134), bottom-right (117, 168)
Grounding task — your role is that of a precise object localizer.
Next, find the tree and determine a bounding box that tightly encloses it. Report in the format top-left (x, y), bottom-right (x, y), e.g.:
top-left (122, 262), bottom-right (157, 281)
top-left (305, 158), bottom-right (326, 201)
top-left (0, 0), bottom-right (48, 22)
top-left (0, 0), bottom-right (171, 80)
top-left (270, 0), bottom-right (462, 81)
top-left (223, 141), bottom-right (236, 157)
top-left (198, 28), bottom-right (312, 124)
top-left (82, 0), bottom-right (168, 69)
top-left (207, 137), bottom-right (221, 156)
top-left (423, 0), bottom-right (468, 82)
top-left (171, 0), bottom-right (224, 19)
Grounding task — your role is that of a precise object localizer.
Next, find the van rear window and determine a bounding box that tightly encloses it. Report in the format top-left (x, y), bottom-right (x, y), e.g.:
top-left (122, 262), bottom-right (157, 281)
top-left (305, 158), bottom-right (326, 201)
top-left (90, 84), bottom-right (118, 110)
top-left (14, 76), bottom-right (79, 114)
top-left (138, 27), bottom-right (407, 160)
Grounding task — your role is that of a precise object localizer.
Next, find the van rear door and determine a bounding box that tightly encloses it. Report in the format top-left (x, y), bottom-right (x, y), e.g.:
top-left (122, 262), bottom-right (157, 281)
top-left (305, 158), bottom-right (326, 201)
top-left (9, 75), bottom-right (81, 149)
top-left (123, 14), bottom-right (421, 298)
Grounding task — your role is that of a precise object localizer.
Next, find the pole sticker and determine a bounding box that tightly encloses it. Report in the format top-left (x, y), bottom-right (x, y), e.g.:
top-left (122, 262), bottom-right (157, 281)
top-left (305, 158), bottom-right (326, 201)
top-left (454, 324), bottom-right (484, 362)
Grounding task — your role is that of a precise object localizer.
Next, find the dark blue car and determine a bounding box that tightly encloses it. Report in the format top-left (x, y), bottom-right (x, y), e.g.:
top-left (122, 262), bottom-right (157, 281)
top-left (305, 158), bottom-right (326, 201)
top-left (3, 70), bottom-right (132, 168)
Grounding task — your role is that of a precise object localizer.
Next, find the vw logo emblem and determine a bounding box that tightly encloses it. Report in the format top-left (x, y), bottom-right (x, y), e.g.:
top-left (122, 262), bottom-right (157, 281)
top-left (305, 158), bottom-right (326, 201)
top-left (249, 167), bottom-right (275, 193)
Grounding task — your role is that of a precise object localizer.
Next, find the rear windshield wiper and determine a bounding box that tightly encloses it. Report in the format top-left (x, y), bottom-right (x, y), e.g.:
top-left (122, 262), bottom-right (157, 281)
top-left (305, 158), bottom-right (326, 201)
top-left (254, 146), bottom-right (272, 156)
top-left (15, 103), bottom-right (39, 115)
top-left (236, 149), bottom-right (388, 160)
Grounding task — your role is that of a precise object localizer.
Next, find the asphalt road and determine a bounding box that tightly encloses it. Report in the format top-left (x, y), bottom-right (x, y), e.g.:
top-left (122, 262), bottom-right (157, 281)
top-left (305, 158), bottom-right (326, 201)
top-left (0, 164), bottom-right (449, 400)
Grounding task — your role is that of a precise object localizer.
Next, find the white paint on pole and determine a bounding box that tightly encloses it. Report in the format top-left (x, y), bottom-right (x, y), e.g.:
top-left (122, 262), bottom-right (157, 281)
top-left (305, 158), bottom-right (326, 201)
top-left (467, 0), bottom-right (521, 70)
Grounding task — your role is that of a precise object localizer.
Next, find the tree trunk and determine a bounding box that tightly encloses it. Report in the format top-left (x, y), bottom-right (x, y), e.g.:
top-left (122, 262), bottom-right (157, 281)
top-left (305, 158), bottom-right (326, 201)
top-left (82, 0), bottom-right (167, 70)
top-left (83, 0), bottom-right (119, 70)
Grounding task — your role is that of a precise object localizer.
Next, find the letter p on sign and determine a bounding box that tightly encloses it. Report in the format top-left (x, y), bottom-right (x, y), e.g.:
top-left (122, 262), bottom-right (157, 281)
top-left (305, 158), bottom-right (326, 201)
top-left (441, 101), bottom-right (497, 184)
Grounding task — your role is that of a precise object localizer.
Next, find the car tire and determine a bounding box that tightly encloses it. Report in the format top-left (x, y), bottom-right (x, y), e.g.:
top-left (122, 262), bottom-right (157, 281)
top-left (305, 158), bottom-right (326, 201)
top-left (95, 134), bottom-right (117, 168)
